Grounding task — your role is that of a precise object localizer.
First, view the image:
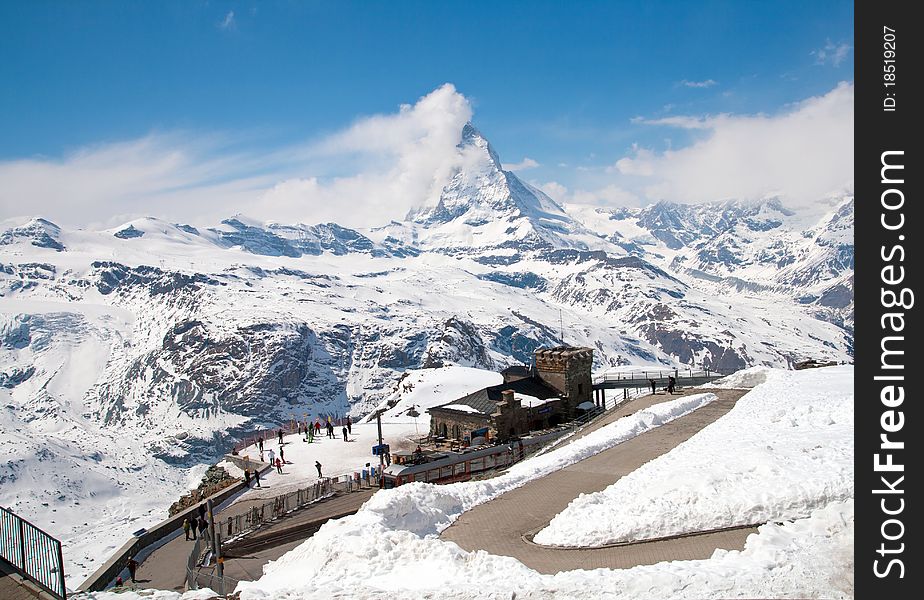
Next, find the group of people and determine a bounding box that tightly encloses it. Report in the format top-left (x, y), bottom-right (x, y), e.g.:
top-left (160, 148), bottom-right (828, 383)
top-left (182, 504), bottom-right (212, 542)
top-left (256, 435), bottom-right (288, 474)
top-left (242, 418), bottom-right (353, 489)
top-left (648, 375), bottom-right (678, 395)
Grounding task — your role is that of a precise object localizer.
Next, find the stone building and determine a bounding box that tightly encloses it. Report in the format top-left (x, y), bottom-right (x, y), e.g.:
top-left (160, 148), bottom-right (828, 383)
top-left (533, 346), bottom-right (593, 414)
top-left (428, 346), bottom-right (593, 444)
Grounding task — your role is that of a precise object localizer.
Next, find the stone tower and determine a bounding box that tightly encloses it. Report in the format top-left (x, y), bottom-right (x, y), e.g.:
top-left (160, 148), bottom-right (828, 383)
top-left (534, 346), bottom-right (593, 415)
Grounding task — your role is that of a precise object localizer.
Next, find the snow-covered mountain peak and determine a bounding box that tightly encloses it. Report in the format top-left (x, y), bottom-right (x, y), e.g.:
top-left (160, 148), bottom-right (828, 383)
top-left (458, 122), bottom-right (503, 169)
top-left (407, 124), bottom-right (607, 254)
top-left (0, 216), bottom-right (66, 251)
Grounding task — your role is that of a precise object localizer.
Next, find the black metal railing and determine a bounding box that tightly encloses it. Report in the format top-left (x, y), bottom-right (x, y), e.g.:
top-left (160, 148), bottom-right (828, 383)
top-left (0, 506), bottom-right (67, 600)
top-left (592, 367), bottom-right (729, 385)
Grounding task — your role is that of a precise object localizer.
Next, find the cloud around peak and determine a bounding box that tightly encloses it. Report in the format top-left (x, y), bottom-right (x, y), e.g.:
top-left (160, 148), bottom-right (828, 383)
top-left (0, 84), bottom-right (473, 229)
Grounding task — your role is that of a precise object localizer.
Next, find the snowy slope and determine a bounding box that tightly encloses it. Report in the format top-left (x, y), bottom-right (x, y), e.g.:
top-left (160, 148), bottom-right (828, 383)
top-left (565, 196), bottom-right (854, 340)
top-left (535, 365), bottom-right (853, 546)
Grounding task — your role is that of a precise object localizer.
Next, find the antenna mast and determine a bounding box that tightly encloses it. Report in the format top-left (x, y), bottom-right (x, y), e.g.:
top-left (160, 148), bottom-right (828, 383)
top-left (559, 308), bottom-right (564, 346)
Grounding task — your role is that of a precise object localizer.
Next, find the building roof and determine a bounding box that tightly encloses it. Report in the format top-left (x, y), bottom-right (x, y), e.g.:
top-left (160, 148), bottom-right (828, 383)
top-left (500, 365), bottom-right (531, 382)
top-left (429, 376), bottom-right (562, 416)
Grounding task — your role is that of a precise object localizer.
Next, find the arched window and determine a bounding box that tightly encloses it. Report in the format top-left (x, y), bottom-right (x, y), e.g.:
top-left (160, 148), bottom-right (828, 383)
top-left (453, 424), bottom-right (461, 440)
top-left (440, 423), bottom-right (448, 438)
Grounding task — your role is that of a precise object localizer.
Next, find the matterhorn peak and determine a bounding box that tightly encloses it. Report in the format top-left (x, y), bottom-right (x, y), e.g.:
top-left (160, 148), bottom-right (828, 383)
top-left (459, 122), bottom-right (503, 170)
top-left (403, 122), bottom-right (606, 253)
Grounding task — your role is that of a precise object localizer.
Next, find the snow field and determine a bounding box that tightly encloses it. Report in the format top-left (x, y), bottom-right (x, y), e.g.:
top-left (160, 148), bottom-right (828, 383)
top-left (534, 365), bottom-right (853, 546)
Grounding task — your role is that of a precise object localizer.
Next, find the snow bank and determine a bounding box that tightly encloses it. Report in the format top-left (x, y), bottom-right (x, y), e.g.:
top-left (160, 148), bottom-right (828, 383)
top-left (223, 393), bottom-right (716, 596)
top-left (702, 364), bottom-right (772, 389)
top-left (366, 393), bottom-right (717, 537)
top-left (534, 365), bottom-right (853, 546)
top-left (74, 499), bottom-right (854, 600)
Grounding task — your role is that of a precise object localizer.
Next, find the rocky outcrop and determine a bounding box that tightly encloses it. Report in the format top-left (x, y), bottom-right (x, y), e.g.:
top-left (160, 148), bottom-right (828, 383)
top-left (168, 466), bottom-right (237, 516)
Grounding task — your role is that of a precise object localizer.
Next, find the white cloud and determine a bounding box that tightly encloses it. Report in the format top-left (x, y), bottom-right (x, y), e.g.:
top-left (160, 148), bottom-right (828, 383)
top-left (630, 115), bottom-right (714, 129)
top-left (569, 185), bottom-right (639, 206)
top-left (219, 11), bottom-right (236, 30)
top-left (612, 82), bottom-right (854, 210)
top-left (680, 79), bottom-right (717, 88)
top-left (0, 84), bottom-right (473, 228)
top-left (537, 181), bottom-right (568, 202)
top-left (535, 180), bottom-right (638, 208)
top-left (255, 83), bottom-right (472, 225)
top-left (812, 40), bottom-right (851, 66)
top-left (609, 144), bottom-right (657, 175)
top-left (503, 157), bottom-right (540, 171)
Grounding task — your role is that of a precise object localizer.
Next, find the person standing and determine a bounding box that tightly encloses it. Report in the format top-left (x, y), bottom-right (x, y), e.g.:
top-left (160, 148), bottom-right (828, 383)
top-left (127, 556), bottom-right (139, 583)
top-left (253, 468), bottom-right (261, 488)
top-left (278, 429), bottom-right (284, 445)
top-left (244, 469), bottom-right (251, 487)
top-left (279, 446), bottom-right (285, 463)
top-left (258, 436), bottom-right (264, 452)
top-left (197, 517), bottom-right (208, 541)
top-left (346, 416), bottom-right (352, 435)
top-left (315, 420), bottom-right (321, 435)
top-left (315, 461), bottom-right (322, 477)
top-left (342, 426), bottom-right (348, 442)
top-left (183, 517), bottom-right (192, 540)
top-left (275, 457), bottom-right (283, 474)
top-left (649, 378), bottom-right (656, 394)
top-left (668, 375), bottom-right (676, 394)
top-left (267, 448), bottom-right (275, 466)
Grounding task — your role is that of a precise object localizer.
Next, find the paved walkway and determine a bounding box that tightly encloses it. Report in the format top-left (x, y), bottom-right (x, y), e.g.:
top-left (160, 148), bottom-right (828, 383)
top-left (133, 487), bottom-right (375, 592)
top-left (441, 387), bottom-right (757, 573)
top-left (195, 490), bottom-right (375, 586)
top-left (0, 560), bottom-right (55, 600)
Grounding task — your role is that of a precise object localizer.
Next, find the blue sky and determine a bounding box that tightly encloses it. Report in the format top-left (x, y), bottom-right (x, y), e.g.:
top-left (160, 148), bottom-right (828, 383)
top-left (0, 1), bottom-right (853, 227)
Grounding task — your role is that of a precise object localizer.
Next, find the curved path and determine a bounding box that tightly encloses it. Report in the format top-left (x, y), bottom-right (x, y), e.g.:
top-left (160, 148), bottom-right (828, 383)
top-left (441, 387), bottom-right (757, 573)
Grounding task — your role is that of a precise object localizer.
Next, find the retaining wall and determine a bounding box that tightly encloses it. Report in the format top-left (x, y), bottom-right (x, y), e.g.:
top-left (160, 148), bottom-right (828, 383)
top-left (76, 465), bottom-right (271, 593)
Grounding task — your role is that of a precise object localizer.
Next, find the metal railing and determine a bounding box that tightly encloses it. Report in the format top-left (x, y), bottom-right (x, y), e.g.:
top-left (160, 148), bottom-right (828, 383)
top-left (189, 565), bottom-right (241, 596)
top-left (592, 367), bottom-right (727, 385)
top-left (187, 478), bottom-right (336, 592)
top-left (220, 478), bottom-right (334, 541)
top-left (0, 506), bottom-right (67, 600)
top-left (184, 536), bottom-right (205, 591)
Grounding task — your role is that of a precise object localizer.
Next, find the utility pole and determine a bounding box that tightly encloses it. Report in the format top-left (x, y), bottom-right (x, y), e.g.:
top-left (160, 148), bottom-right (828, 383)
top-left (207, 499), bottom-right (222, 583)
top-left (376, 409), bottom-right (386, 484)
top-left (559, 309), bottom-right (564, 345)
